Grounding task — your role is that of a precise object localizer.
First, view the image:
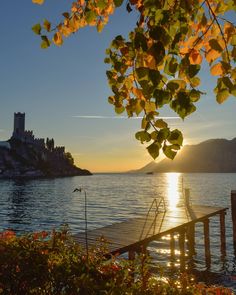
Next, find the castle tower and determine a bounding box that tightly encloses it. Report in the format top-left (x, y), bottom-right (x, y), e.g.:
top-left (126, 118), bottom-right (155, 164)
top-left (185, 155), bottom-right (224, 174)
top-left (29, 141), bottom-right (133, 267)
top-left (13, 112), bottom-right (25, 138)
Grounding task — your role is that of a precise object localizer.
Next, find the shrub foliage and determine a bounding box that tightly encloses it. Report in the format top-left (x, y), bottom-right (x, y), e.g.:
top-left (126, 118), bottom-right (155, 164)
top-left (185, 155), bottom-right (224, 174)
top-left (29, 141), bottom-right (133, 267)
top-left (0, 228), bottom-right (234, 294)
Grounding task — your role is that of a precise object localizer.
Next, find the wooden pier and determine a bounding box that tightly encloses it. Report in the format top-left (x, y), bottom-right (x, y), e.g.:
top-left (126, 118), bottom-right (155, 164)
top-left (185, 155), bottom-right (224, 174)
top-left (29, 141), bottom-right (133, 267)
top-left (74, 205), bottom-right (227, 269)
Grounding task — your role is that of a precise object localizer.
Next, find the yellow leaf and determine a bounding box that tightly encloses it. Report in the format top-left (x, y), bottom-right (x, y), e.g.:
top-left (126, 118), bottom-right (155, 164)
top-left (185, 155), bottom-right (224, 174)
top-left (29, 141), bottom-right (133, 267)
top-left (53, 32), bottom-right (63, 46)
top-left (97, 19), bottom-right (104, 33)
top-left (132, 87), bottom-right (144, 99)
top-left (145, 54), bottom-right (156, 69)
top-left (210, 63), bottom-right (224, 76)
top-left (32, 0), bottom-right (44, 4)
top-left (145, 101), bottom-right (156, 113)
top-left (189, 49), bottom-right (202, 65)
top-left (179, 46), bottom-right (189, 55)
top-left (60, 25), bottom-right (72, 37)
top-left (205, 49), bottom-right (221, 63)
top-left (43, 19), bottom-right (51, 32)
top-left (224, 23), bottom-right (235, 42)
top-left (79, 0), bottom-right (85, 6)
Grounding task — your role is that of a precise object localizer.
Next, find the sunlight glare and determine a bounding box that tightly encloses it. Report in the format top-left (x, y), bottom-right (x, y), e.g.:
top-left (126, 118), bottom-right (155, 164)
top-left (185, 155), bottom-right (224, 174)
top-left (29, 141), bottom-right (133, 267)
top-left (166, 173), bottom-right (181, 209)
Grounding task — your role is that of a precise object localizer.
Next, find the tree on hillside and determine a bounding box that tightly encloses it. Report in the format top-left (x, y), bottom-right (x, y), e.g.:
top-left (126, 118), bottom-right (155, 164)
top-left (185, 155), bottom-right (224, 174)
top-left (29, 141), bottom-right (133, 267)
top-left (32, 0), bottom-right (236, 160)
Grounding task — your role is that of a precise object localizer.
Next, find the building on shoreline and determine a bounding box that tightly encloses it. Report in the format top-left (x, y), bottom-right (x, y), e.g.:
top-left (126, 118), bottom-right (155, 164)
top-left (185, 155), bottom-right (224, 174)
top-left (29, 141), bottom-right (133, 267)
top-left (11, 112), bottom-right (65, 155)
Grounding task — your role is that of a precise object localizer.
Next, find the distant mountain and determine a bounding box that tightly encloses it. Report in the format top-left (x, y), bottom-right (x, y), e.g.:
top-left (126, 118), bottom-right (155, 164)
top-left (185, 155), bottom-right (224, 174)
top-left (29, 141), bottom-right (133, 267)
top-left (135, 138), bottom-right (236, 173)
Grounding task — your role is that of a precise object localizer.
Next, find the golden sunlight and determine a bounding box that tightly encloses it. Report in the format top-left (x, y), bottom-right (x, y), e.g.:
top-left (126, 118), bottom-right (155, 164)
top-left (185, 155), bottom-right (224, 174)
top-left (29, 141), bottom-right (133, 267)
top-left (166, 173), bottom-right (182, 209)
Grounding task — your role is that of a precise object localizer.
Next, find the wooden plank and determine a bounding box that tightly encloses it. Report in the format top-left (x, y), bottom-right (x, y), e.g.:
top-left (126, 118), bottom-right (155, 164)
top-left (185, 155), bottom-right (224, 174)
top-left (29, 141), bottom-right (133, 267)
top-left (74, 205), bottom-right (228, 256)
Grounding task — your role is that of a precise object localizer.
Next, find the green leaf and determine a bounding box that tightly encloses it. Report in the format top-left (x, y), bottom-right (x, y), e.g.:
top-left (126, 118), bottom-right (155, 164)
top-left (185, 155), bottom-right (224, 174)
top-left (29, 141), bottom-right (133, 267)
top-left (167, 81), bottom-right (179, 92)
top-left (141, 117), bottom-right (150, 130)
top-left (167, 129), bottom-right (183, 145)
top-left (209, 39), bottom-right (223, 52)
top-left (221, 77), bottom-right (234, 90)
top-left (188, 64), bottom-right (200, 78)
top-left (170, 91), bottom-right (196, 119)
top-left (164, 57), bottom-right (178, 76)
top-left (115, 106), bottom-right (125, 114)
top-left (149, 70), bottom-right (161, 86)
top-left (155, 119), bottom-right (168, 129)
top-left (189, 89), bottom-right (201, 102)
top-left (114, 0), bottom-right (124, 7)
top-left (97, 0), bottom-right (107, 9)
top-left (231, 35), bottom-right (236, 46)
top-left (134, 32), bottom-right (147, 51)
top-left (156, 128), bottom-right (170, 143)
top-left (32, 23), bottom-right (41, 35)
top-left (104, 57), bottom-right (111, 64)
top-left (149, 41), bottom-right (165, 64)
top-left (85, 10), bottom-right (97, 24)
top-left (135, 67), bottom-right (149, 81)
top-left (230, 85), bottom-right (236, 97)
top-left (190, 77), bottom-right (200, 87)
top-left (154, 89), bottom-right (171, 107)
top-left (147, 142), bottom-right (160, 159)
top-left (40, 35), bottom-right (50, 48)
top-left (163, 144), bottom-right (180, 160)
top-left (135, 131), bottom-right (151, 143)
top-left (149, 26), bottom-right (171, 46)
top-left (216, 89), bottom-right (230, 103)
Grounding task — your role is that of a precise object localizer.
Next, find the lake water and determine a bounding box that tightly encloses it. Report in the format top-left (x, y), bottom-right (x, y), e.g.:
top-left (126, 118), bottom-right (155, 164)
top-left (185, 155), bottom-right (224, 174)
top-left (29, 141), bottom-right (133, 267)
top-left (0, 173), bottom-right (236, 290)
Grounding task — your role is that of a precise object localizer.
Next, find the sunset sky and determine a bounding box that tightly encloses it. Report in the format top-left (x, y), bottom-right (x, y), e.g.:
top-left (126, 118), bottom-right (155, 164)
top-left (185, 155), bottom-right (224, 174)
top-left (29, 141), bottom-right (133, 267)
top-left (0, 1), bottom-right (235, 172)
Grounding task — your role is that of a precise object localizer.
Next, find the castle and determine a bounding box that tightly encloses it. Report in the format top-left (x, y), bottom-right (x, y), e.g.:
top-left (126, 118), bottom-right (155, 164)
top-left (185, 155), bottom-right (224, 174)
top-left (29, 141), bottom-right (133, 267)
top-left (11, 112), bottom-right (65, 155)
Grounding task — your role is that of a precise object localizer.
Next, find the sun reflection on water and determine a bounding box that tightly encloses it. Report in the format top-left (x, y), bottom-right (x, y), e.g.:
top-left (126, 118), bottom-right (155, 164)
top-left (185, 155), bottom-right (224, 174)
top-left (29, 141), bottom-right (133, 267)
top-left (166, 173), bottom-right (182, 209)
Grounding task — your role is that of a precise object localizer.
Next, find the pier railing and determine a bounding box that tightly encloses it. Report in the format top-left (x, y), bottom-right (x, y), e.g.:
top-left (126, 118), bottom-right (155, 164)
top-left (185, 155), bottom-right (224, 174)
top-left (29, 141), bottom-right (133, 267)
top-left (139, 197), bottom-right (166, 240)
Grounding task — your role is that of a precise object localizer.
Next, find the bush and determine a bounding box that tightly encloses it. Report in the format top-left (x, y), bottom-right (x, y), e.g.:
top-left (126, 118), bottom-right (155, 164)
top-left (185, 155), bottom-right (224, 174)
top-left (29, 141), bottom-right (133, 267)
top-left (0, 228), bottom-right (233, 295)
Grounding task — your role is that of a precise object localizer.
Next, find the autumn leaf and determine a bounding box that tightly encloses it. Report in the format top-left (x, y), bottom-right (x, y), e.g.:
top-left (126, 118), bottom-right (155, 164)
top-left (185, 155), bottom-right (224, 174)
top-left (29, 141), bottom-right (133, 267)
top-left (32, 0), bottom-right (44, 4)
top-left (97, 19), bottom-right (104, 33)
top-left (210, 63), bottom-right (224, 76)
top-left (53, 32), bottom-right (63, 46)
top-left (205, 49), bottom-right (221, 63)
top-left (132, 87), bottom-right (144, 99)
top-left (189, 49), bottom-right (202, 65)
top-left (43, 19), bottom-right (51, 32)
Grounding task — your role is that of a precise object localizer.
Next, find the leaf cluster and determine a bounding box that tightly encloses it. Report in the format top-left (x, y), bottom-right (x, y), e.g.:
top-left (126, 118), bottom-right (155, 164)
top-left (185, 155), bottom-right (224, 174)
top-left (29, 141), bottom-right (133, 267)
top-left (32, 0), bottom-right (236, 160)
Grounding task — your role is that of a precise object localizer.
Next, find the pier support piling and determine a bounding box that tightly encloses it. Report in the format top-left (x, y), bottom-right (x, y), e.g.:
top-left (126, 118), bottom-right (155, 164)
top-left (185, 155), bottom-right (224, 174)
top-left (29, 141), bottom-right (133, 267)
top-left (170, 233), bottom-right (175, 262)
top-left (187, 223), bottom-right (195, 257)
top-left (203, 219), bottom-right (211, 268)
top-left (231, 191), bottom-right (236, 255)
top-left (220, 211), bottom-right (226, 257)
top-left (179, 229), bottom-right (185, 271)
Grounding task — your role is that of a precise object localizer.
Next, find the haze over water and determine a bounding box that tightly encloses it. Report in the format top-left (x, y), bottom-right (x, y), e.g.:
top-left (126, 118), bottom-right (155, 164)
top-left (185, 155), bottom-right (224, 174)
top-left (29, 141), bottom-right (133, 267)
top-left (0, 173), bottom-right (236, 290)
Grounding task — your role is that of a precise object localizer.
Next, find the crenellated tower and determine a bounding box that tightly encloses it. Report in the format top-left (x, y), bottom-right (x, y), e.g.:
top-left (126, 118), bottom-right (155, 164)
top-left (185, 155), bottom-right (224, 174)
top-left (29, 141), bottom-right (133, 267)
top-left (13, 112), bottom-right (25, 138)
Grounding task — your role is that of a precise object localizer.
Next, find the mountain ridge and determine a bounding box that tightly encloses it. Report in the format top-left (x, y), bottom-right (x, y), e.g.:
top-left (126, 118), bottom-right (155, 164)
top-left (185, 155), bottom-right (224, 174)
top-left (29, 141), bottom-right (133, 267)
top-left (134, 138), bottom-right (236, 173)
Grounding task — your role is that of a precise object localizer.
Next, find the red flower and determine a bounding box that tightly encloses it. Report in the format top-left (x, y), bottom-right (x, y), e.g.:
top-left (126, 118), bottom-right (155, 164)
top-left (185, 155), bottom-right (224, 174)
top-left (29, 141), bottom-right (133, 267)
top-left (0, 230), bottom-right (15, 240)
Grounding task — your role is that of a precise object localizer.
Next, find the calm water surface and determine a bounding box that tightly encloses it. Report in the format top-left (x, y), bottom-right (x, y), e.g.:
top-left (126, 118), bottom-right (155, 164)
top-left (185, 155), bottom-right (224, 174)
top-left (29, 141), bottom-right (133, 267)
top-left (0, 173), bottom-right (236, 290)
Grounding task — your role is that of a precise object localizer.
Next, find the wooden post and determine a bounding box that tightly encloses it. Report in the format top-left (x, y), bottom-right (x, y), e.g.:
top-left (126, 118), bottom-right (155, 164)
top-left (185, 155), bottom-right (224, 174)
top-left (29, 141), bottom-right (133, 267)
top-left (220, 211), bottom-right (226, 257)
top-left (231, 190), bottom-right (236, 253)
top-left (179, 229), bottom-right (185, 272)
top-left (203, 219), bottom-right (211, 268)
top-left (170, 233), bottom-right (175, 260)
top-left (187, 223), bottom-right (195, 257)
